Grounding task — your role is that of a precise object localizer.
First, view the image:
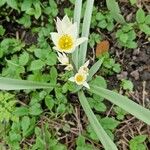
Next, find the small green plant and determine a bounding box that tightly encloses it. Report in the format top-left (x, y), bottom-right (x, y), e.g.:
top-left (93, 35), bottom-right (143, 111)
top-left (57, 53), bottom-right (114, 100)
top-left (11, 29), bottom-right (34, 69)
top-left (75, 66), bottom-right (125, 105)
top-left (129, 135), bottom-right (147, 150)
top-left (136, 8), bottom-right (150, 35)
top-left (100, 53), bottom-right (121, 75)
top-left (121, 79), bottom-right (134, 91)
top-left (89, 32), bottom-right (102, 48)
top-left (0, 92), bottom-right (18, 122)
top-left (116, 24), bottom-right (137, 48)
top-left (95, 12), bottom-right (115, 31)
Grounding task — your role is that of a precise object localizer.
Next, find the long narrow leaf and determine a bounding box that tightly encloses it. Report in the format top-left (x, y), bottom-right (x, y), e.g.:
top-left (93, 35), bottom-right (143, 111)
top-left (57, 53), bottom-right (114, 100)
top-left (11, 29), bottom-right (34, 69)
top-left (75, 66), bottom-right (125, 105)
top-left (0, 77), bottom-right (53, 90)
top-left (90, 85), bottom-right (150, 125)
top-left (88, 58), bottom-right (104, 81)
top-left (78, 91), bottom-right (118, 150)
top-left (72, 0), bottom-right (83, 69)
top-left (78, 0), bottom-right (94, 67)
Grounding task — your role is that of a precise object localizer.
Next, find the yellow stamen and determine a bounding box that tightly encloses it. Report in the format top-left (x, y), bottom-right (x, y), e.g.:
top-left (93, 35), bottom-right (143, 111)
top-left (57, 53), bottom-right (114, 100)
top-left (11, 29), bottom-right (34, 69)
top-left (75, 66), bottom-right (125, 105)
top-left (75, 74), bottom-right (85, 83)
top-left (58, 34), bottom-right (73, 51)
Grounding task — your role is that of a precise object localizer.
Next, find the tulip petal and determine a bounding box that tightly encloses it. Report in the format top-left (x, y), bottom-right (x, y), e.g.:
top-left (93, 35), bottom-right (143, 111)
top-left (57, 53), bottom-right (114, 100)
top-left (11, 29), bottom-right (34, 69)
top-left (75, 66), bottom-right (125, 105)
top-left (69, 77), bottom-right (75, 82)
top-left (83, 82), bottom-right (90, 89)
top-left (50, 32), bottom-right (59, 45)
top-left (75, 37), bottom-right (87, 46)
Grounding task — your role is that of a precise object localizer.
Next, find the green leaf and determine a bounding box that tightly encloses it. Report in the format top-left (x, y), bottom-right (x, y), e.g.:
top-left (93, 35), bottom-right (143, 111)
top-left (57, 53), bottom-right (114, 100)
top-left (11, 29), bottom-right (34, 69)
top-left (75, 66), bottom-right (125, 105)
top-left (21, 116), bottom-right (30, 136)
top-left (45, 95), bottom-right (54, 110)
top-left (88, 58), bottom-right (103, 81)
top-left (17, 14), bottom-right (31, 28)
top-left (0, 77), bottom-right (53, 90)
top-left (0, 25), bottom-right (5, 36)
top-left (7, 0), bottom-right (18, 10)
top-left (78, 91), bottom-right (118, 150)
top-left (129, 0), bottom-right (136, 5)
top-left (21, 0), bottom-right (32, 11)
top-left (129, 135), bottom-right (147, 150)
top-left (145, 15), bottom-right (150, 25)
top-left (14, 107), bottom-right (29, 116)
top-left (72, 0), bottom-right (83, 69)
top-left (120, 33), bottom-right (128, 43)
top-left (106, 0), bottom-right (125, 24)
top-left (30, 59), bottom-right (45, 71)
top-left (19, 51), bottom-right (29, 66)
top-left (100, 117), bottom-right (119, 130)
top-left (34, 2), bottom-right (41, 19)
top-left (90, 76), bottom-right (107, 89)
top-left (50, 67), bottom-right (57, 86)
top-left (136, 9), bottom-right (145, 24)
top-left (90, 85), bottom-right (150, 125)
top-left (139, 24), bottom-right (150, 35)
top-left (45, 52), bottom-right (57, 66)
top-left (121, 79), bottom-right (133, 91)
top-left (29, 103), bottom-right (42, 115)
top-left (0, 0), bottom-right (6, 7)
top-left (78, 0), bottom-right (94, 67)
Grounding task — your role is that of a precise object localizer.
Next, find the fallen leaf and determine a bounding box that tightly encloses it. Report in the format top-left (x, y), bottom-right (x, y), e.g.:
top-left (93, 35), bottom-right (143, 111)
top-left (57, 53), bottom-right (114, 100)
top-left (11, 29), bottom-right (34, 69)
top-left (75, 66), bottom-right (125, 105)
top-left (96, 40), bottom-right (110, 57)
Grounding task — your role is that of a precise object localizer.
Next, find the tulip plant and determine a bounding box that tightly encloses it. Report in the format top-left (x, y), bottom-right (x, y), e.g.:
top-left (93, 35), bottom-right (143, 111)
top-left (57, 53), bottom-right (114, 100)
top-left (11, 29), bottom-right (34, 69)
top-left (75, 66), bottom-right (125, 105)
top-left (0, 0), bottom-right (150, 150)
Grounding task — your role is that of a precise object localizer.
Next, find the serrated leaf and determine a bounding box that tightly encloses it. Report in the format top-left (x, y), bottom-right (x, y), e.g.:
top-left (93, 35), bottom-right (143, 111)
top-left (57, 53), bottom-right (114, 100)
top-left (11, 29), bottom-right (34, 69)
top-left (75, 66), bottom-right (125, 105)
top-left (19, 52), bottom-right (29, 66)
top-left (7, 0), bottom-right (18, 10)
top-left (21, 116), bottom-right (30, 136)
top-left (30, 59), bottom-right (45, 71)
top-left (21, 0), bottom-right (32, 11)
top-left (136, 9), bottom-right (145, 24)
top-left (106, 0), bottom-right (125, 24)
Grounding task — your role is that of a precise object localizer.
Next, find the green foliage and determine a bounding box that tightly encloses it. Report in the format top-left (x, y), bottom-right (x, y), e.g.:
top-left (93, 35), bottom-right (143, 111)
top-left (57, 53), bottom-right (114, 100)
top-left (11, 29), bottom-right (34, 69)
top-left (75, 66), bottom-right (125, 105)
top-left (100, 53), bottom-right (121, 75)
top-left (106, 0), bottom-right (125, 24)
top-left (114, 106), bottom-right (127, 120)
top-left (129, 0), bottom-right (137, 5)
top-left (121, 79), bottom-right (134, 91)
top-left (96, 12), bottom-right (115, 31)
top-left (0, 25), bottom-right (5, 36)
top-left (87, 116), bottom-right (119, 141)
top-left (76, 135), bottom-right (98, 150)
top-left (129, 135), bottom-right (147, 150)
top-left (0, 92), bottom-right (18, 122)
top-left (89, 32), bottom-right (102, 48)
top-left (116, 24), bottom-right (137, 48)
top-left (136, 9), bottom-right (150, 35)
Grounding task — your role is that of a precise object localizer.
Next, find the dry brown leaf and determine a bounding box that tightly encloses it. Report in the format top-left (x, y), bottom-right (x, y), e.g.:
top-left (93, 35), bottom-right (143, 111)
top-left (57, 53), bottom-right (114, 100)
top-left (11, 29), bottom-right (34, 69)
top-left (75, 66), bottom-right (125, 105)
top-left (96, 40), bottom-right (110, 57)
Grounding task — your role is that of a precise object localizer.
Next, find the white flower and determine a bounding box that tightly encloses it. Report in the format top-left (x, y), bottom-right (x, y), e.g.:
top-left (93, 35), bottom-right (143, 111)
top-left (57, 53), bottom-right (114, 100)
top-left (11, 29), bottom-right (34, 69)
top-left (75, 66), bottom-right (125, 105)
top-left (69, 72), bottom-right (90, 89)
top-left (51, 15), bottom-right (87, 53)
top-left (57, 52), bottom-right (73, 71)
top-left (79, 60), bottom-right (89, 75)
top-left (64, 64), bottom-right (73, 71)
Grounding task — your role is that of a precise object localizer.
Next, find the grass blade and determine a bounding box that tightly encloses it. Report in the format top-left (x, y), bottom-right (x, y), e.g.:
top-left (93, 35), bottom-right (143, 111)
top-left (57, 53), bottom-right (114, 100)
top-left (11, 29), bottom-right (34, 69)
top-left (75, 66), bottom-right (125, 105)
top-left (90, 85), bottom-right (150, 125)
top-left (78, 91), bottom-right (118, 150)
top-left (72, 0), bottom-right (83, 69)
top-left (78, 0), bottom-right (94, 67)
top-left (0, 77), bottom-right (53, 90)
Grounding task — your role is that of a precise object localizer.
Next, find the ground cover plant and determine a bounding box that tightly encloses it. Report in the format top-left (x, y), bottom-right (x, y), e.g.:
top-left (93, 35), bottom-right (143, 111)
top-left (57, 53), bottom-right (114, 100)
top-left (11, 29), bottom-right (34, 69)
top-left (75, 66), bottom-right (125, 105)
top-left (0, 0), bottom-right (150, 149)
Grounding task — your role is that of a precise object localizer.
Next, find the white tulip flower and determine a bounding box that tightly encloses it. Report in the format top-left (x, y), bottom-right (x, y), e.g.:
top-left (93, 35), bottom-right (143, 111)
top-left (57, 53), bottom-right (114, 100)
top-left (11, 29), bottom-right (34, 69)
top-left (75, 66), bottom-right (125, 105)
top-left (69, 72), bottom-right (90, 89)
top-left (78, 60), bottom-right (90, 75)
top-left (57, 52), bottom-right (73, 71)
top-left (51, 15), bottom-right (87, 53)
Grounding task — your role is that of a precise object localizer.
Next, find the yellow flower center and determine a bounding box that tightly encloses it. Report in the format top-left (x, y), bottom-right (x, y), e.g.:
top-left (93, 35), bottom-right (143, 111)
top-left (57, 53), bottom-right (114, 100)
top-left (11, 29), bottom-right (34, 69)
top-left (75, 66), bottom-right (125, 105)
top-left (58, 34), bottom-right (73, 51)
top-left (75, 74), bottom-right (86, 85)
